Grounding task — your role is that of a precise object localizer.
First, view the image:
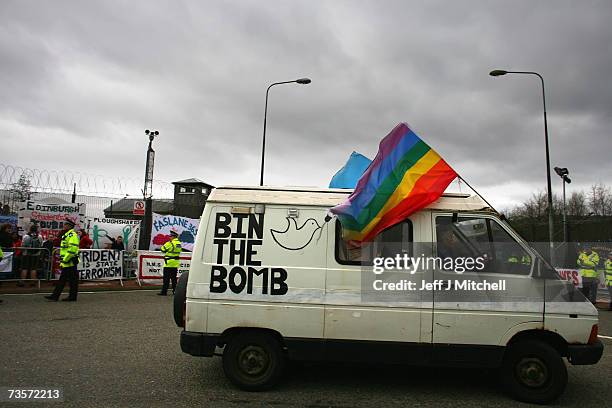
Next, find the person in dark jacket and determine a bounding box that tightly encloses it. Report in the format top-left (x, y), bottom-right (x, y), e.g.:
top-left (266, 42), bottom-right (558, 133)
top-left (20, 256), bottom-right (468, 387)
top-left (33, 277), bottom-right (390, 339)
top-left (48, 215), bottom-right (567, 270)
top-left (0, 223), bottom-right (13, 248)
top-left (19, 225), bottom-right (43, 287)
top-left (107, 236), bottom-right (125, 251)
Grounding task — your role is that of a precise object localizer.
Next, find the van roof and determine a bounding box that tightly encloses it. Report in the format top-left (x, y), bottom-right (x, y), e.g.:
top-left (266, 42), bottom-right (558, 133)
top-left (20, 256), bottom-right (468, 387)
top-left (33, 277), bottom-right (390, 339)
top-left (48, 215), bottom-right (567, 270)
top-left (208, 186), bottom-right (491, 212)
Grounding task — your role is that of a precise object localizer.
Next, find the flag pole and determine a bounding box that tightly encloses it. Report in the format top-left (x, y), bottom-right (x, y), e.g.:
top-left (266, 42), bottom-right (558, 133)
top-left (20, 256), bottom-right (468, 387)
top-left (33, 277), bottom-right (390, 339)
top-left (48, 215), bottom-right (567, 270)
top-left (456, 175), bottom-right (501, 216)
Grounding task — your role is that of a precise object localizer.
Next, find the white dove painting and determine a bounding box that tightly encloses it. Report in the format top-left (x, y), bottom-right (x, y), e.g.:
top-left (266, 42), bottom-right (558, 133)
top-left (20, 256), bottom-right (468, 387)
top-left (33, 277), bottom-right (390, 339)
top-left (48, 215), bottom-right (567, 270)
top-left (270, 217), bottom-right (322, 251)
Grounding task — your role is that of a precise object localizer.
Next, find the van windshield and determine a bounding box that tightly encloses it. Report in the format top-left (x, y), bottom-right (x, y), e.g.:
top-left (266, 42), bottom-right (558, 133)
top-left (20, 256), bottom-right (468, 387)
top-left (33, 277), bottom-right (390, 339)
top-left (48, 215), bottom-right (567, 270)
top-left (436, 215), bottom-right (532, 275)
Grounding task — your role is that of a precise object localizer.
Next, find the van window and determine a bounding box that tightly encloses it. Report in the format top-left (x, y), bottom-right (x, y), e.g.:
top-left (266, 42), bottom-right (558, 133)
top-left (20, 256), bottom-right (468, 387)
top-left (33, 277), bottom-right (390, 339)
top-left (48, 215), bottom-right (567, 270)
top-left (435, 216), bottom-right (531, 275)
top-left (335, 219), bottom-right (413, 265)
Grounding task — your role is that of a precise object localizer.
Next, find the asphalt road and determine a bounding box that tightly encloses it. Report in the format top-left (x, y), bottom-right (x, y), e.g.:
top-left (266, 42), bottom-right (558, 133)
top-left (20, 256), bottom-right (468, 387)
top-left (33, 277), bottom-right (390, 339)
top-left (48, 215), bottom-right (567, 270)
top-left (0, 291), bottom-right (610, 408)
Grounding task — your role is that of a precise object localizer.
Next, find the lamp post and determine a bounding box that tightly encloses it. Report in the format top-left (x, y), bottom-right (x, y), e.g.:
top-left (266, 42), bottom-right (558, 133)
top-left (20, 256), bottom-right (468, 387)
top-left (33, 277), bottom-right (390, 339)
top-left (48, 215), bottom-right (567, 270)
top-left (260, 78), bottom-right (311, 186)
top-left (490, 69), bottom-right (555, 265)
top-left (554, 167), bottom-right (571, 243)
top-left (140, 129), bottom-right (159, 249)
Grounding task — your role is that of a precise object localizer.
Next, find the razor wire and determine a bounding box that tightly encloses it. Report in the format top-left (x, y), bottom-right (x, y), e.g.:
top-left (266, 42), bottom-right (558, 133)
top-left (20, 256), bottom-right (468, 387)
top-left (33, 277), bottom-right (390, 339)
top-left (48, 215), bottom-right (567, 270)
top-left (0, 163), bottom-right (174, 198)
top-left (0, 164), bottom-right (177, 218)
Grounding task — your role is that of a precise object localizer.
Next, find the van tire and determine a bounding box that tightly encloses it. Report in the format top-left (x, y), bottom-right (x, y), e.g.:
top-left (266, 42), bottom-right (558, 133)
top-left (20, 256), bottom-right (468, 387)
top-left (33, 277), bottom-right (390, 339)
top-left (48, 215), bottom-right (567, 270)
top-left (173, 271), bottom-right (188, 327)
top-left (501, 339), bottom-right (567, 404)
top-left (222, 331), bottom-right (286, 391)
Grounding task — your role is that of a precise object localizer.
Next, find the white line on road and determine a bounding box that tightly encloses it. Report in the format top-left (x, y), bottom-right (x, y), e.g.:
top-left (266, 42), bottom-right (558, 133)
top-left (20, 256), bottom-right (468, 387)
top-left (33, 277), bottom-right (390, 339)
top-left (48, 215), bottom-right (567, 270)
top-left (598, 335), bottom-right (612, 340)
top-left (2, 289), bottom-right (159, 296)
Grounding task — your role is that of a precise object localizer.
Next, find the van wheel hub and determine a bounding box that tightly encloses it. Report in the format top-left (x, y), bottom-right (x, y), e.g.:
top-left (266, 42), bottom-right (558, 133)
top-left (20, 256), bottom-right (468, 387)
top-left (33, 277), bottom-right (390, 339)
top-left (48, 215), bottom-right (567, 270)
top-left (238, 346), bottom-right (269, 376)
top-left (517, 357), bottom-right (548, 388)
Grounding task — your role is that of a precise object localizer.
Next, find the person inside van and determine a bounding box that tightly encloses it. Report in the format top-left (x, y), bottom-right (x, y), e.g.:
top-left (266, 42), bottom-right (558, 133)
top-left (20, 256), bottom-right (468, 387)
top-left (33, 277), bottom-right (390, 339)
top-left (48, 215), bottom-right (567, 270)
top-left (437, 228), bottom-right (472, 261)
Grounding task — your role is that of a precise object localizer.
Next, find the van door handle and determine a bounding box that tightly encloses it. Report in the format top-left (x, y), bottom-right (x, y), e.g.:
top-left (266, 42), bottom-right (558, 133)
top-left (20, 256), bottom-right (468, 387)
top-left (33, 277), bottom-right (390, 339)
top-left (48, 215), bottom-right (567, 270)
top-left (435, 322), bottom-right (451, 328)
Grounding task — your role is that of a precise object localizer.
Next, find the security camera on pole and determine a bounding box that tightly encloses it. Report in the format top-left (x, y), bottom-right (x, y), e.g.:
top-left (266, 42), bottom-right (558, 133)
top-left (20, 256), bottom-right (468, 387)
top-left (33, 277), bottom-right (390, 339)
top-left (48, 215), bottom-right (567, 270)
top-left (554, 167), bottom-right (571, 243)
top-left (139, 129), bottom-right (159, 249)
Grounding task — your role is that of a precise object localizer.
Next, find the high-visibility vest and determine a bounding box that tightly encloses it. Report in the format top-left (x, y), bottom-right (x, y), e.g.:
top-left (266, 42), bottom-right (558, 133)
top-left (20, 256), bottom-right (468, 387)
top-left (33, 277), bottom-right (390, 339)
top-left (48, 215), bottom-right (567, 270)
top-left (605, 259), bottom-right (612, 287)
top-left (508, 256), bottom-right (519, 263)
top-left (60, 228), bottom-right (80, 268)
top-left (161, 237), bottom-right (182, 268)
top-left (521, 255), bottom-right (531, 265)
top-left (577, 251), bottom-right (599, 278)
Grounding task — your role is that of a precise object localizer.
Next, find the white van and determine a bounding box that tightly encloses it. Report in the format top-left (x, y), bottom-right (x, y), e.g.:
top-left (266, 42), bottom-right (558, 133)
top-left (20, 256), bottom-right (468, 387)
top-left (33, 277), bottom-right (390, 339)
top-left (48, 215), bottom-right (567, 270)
top-left (174, 186), bottom-right (603, 404)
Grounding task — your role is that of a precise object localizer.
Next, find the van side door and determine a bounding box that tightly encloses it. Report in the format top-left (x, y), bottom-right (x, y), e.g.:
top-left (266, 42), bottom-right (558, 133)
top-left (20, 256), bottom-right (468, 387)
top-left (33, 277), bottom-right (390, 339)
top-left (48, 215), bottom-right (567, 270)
top-left (325, 216), bottom-right (428, 363)
top-left (431, 213), bottom-right (543, 366)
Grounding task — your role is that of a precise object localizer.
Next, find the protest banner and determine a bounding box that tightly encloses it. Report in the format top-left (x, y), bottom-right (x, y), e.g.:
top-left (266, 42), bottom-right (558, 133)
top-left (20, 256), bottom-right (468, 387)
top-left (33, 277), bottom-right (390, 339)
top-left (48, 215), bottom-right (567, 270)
top-left (555, 268), bottom-right (609, 290)
top-left (0, 252), bottom-right (13, 274)
top-left (86, 217), bottom-right (141, 251)
top-left (149, 213), bottom-right (198, 251)
top-left (52, 249), bottom-right (123, 280)
top-left (18, 200), bottom-right (86, 240)
top-left (137, 250), bottom-right (191, 284)
top-left (77, 249), bottom-right (123, 280)
top-left (556, 268), bottom-right (582, 288)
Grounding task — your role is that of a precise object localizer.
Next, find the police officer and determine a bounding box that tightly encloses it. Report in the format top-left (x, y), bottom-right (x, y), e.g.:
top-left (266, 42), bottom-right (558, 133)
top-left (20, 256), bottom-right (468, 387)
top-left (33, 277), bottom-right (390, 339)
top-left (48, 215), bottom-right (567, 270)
top-left (507, 255), bottom-right (519, 263)
top-left (605, 252), bottom-right (612, 311)
top-left (45, 218), bottom-right (80, 302)
top-left (520, 254), bottom-right (531, 265)
top-left (577, 244), bottom-right (599, 304)
top-left (158, 229), bottom-right (182, 296)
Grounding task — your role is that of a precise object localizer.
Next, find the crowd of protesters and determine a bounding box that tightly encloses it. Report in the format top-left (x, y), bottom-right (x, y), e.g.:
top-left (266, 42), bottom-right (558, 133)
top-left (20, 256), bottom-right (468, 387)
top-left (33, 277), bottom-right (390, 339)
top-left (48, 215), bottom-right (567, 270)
top-left (0, 221), bottom-right (126, 284)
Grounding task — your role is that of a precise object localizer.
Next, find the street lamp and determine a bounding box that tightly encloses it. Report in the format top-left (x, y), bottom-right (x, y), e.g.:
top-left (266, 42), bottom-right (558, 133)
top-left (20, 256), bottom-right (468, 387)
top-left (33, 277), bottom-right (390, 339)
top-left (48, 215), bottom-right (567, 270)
top-left (554, 167), bottom-right (571, 243)
top-left (490, 69), bottom-right (555, 265)
top-left (260, 78), bottom-right (311, 186)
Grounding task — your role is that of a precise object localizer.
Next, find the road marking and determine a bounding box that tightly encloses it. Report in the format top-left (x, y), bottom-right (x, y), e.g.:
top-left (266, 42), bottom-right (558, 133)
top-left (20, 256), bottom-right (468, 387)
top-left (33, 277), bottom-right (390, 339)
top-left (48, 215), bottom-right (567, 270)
top-left (598, 335), bottom-right (612, 340)
top-left (2, 289), bottom-right (159, 296)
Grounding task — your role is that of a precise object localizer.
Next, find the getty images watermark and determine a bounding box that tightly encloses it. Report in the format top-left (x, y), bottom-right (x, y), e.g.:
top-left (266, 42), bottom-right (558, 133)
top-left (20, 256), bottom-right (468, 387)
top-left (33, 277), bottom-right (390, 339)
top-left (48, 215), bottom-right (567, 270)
top-left (353, 241), bottom-right (595, 303)
top-left (371, 253), bottom-right (506, 292)
top-left (354, 241), bottom-right (536, 302)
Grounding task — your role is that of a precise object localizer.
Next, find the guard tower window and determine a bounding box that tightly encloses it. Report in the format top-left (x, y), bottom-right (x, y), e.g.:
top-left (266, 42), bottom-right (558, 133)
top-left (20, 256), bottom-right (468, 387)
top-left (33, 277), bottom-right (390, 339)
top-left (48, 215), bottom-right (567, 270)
top-left (179, 187), bottom-right (196, 194)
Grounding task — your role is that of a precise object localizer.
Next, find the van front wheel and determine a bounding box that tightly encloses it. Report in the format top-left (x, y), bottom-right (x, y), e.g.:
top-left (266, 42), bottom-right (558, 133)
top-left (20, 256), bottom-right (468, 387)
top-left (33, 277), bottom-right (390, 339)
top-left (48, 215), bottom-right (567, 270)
top-left (222, 332), bottom-right (286, 391)
top-left (502, 340), bottom-right (567, 404)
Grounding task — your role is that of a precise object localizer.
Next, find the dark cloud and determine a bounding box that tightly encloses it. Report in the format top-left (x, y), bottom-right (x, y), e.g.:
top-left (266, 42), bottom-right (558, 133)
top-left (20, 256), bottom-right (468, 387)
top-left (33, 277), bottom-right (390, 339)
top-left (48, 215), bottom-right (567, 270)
top-left (1, 0), bottom-right (611, 208)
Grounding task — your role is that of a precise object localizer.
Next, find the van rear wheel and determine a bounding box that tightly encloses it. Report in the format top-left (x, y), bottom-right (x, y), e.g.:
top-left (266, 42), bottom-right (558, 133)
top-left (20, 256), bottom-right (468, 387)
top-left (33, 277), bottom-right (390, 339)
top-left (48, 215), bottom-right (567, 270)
top-left (501, 339), bottom-right (567, 404)
top-left (173, 271), bottom-right (188, 327)
top-left (222, 331), bottom-right (286, 391)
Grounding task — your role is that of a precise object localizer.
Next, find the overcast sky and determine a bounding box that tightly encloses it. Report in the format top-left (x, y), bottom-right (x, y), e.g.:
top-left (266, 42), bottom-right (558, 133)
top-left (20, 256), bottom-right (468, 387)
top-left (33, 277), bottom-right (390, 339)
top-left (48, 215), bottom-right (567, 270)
top-left (1, 0), bottom-right (611, 209)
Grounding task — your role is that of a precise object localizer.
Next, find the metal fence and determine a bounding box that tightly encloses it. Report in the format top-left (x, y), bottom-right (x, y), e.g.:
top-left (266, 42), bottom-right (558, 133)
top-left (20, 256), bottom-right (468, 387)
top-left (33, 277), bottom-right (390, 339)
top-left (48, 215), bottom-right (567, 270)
top-left (0, 247), bottom-right (53, 287)
top-left (0, 247), bottom-right (138, 286)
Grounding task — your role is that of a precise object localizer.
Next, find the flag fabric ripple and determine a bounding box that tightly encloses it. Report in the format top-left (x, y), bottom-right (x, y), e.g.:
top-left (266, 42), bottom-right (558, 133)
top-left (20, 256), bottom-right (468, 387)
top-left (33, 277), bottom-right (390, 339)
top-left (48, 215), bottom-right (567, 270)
top-left (330, 123), bottom-right (457, 243)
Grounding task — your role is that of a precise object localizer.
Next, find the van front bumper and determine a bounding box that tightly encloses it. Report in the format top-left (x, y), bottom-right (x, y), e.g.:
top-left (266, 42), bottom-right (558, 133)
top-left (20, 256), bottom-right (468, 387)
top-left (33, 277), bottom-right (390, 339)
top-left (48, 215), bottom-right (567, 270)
top-left (567, 340), bottom-right (604, 365)
top-left (180, 331), bottom-right (219, 357)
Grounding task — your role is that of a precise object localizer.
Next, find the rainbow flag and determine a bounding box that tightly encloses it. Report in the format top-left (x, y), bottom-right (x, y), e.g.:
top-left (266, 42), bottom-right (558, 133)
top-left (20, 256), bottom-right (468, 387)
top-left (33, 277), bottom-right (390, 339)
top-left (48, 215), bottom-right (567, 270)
top-left (330, 123), bottom-right (457, 243)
